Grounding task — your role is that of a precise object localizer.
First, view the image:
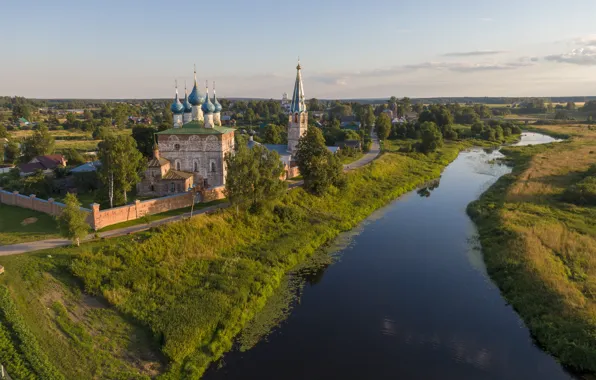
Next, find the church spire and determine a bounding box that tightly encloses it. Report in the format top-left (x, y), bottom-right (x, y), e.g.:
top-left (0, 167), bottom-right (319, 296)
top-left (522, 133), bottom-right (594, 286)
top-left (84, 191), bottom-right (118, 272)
top-left (290, 58), bottom-right (306, 113)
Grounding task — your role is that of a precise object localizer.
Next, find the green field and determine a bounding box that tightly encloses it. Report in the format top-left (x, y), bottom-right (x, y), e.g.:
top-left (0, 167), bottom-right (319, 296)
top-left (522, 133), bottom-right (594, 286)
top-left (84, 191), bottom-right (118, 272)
top-left (0, 204), bottom-right (60, 245)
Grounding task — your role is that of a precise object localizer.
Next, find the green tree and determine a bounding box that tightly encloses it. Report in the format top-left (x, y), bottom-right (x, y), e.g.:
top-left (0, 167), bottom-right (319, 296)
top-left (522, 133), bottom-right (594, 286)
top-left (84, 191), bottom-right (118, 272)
top-left (295, 127), bottom-right (344, 195)
top-left (57, 193), bottom-right (89, 246)
top-left (375, 113), bottom-right (392, 141)
top-left (0, 124), bottom-right (7, 138)
top-left (66, 112), bottom-right (77, 125)
top-left (84, 109), bottom-right (93, 121)
top-left (22, 125), bottom-right (55, 161)
top-left (98, 134), bottom-right (145, 208)
top-left (224, 143), bottom-right (286, 213)
top-left (471, 121), bottom-right (484, 135)
top-left (566, 102), bottom-right (576, 111)
top-left (365, 105), bottom-right (375, 128)
top-left (262, 124), bottom-right (285, 144)
top-left (132, 124), bottom-right (157, 157)
top-left (420, 122), bottom-right (443, 153)
top-left (12, 103), bottom-right (31, 121)
top-left (63, 148), bottom-right (87, 166)
top-left (246, 109), bottom-right (256, 125)
top-left (5, 140), bottom-right (20, 164)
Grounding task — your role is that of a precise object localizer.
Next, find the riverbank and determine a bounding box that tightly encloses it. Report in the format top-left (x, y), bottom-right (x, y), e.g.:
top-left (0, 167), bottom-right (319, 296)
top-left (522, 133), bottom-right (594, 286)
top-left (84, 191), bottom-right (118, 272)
top-left (0, 136), bottom-right (517, 379)
top-left (468, 124), bottom-right (596, 375)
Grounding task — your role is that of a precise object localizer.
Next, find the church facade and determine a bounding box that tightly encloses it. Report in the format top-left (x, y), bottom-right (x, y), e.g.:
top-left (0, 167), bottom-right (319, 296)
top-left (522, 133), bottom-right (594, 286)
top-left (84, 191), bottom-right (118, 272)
top-left (137, 62), bottom-right (314, 198)
top-left (137, 70), bottom-right (235, 197)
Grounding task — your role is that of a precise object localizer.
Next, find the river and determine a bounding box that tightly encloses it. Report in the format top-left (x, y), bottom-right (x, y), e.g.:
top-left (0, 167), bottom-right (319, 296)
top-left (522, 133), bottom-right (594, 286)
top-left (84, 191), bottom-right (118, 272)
top-left (205, 132), bottom-right (572, 380)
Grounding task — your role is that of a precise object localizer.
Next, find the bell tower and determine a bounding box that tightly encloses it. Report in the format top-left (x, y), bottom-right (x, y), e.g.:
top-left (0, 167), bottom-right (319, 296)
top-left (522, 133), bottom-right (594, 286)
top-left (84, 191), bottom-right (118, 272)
top-left (287, 60), bottom-right (308, 153)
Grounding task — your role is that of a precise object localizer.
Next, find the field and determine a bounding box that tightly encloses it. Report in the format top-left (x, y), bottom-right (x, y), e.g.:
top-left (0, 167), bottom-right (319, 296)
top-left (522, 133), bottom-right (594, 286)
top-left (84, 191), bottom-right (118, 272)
top-left (7, 128), bottom-right (132, 153)
top-left (0, 139), bottom-right (490, 379)
top-left (468, 124), bottom-right (596, 374)
top-left (0, 204), bottom-right (60, 245)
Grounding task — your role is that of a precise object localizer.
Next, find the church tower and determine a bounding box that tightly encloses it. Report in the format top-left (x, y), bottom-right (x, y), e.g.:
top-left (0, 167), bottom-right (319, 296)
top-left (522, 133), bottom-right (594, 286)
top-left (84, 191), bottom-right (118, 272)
top-left (287, 60), bottom-right (308, 153)
top-left (170, 81), bottom-right (184, 128)
top-left (189, 65), bottom-right (205, 122)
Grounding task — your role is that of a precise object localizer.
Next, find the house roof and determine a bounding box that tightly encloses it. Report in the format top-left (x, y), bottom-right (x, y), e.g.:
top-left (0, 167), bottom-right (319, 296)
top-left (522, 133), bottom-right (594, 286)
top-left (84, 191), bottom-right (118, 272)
top-left (162, 170), bottom-right (194, 180)
top-left (70, 160), bottom-right (101, 173)
top-left (156, 121), bottom-right (236, 135)
top-left (20, 154), bottom-right (65, 173)
top-left (148, 157), bottom-right (170, 168)
top-left (18, 117), bottom-right (29, 123)
top-left (18, 162), bottom-right (46, 174)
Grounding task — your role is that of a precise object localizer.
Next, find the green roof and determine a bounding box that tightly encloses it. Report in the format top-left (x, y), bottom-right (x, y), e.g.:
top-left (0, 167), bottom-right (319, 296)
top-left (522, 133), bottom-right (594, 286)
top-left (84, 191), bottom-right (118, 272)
top-left (156, 121), bottom-right (236, 135)
top-left (18, 117), bottom-right (29, 123)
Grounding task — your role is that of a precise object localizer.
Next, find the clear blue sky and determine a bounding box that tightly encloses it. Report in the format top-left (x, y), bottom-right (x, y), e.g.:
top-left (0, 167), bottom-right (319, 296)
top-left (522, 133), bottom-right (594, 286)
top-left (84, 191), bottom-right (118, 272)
top-left (3, 0), bottom-right (596, 99)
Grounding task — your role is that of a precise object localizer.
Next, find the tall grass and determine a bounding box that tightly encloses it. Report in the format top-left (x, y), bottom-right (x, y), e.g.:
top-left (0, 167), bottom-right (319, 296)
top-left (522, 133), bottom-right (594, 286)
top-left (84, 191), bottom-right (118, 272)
top-left (468, 125), bottom-right (596, 374)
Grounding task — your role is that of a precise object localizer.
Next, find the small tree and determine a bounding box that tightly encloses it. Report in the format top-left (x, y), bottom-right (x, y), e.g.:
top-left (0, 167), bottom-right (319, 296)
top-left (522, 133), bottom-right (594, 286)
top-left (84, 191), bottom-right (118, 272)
top-left (21, 125), bottom-right (55, 161)
top-left (224, 143), bottom-right (286, 213)
top-left (295, 127), bottom-right (344, 195)
top-left (420, 122), bottom-right (443, 153)
top-left (375, 113), bottom-right (392, 142)
top-left (57, 193), bottom-right (89, 246)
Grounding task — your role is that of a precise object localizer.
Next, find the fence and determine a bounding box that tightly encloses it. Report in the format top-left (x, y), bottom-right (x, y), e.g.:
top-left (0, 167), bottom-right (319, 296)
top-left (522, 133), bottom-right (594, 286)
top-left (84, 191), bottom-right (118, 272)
top-left (0, 186), bottom-right (226, 231)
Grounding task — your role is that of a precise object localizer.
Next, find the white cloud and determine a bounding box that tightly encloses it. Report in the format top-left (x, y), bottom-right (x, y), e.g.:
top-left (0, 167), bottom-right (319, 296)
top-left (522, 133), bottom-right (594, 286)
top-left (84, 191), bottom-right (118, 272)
top-left (442, 50), bottom-right (506, 57)
top-left (404, 60), bottom-right (535, 72)
top-left (544, 47), bottom-right (596, 66)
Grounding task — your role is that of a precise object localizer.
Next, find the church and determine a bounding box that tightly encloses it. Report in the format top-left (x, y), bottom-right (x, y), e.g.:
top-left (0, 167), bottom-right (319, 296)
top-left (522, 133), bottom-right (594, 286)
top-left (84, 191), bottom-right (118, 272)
top-left (137, 62), bottom-right (310, 197)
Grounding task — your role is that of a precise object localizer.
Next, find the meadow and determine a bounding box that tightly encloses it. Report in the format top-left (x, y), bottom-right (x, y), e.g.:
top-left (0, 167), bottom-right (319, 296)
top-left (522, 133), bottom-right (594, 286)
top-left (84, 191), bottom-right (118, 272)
top-left (468, 124), bottom-right (596, 374)
top-left (0, 138), bottom-right (489, 379)
top-left (0, 204), bottom-right (60, 245)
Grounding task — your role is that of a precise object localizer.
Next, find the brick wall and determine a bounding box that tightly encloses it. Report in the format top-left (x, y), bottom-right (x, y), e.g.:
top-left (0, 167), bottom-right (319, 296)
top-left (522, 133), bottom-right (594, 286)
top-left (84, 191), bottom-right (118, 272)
top-left (0, 189), bottom-right (92, 224)
top-left (1, 186), bottom-right (227, 232)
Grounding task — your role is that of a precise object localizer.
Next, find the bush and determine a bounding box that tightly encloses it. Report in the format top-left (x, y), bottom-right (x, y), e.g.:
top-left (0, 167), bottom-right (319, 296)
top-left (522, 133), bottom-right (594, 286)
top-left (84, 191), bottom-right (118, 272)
top-left (562, 176), bottom-right (596, 205)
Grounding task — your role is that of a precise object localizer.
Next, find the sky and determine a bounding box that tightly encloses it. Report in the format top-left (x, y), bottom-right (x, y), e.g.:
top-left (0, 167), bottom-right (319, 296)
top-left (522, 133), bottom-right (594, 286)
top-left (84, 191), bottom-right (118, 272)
top-left (3, 0), bottom-right (596, 99)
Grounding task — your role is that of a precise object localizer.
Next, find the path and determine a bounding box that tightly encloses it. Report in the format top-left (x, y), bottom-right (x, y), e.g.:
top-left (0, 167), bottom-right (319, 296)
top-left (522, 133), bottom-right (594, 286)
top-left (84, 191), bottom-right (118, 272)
top-left (0, 133), bottom-right (381, 256)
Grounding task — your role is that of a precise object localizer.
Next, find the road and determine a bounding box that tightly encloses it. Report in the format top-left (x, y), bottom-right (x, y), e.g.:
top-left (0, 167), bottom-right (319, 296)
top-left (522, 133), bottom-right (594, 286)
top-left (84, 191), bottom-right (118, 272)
top-left (0, 133), bottom-right (380, 256)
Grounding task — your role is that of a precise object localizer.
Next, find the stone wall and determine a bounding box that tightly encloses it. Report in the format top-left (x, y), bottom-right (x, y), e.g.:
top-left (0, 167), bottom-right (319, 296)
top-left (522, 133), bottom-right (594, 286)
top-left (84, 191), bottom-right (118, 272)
top-left (0, 188), bottom-right (93, 224)
top-left (1, 186), bottom-right (227, 232)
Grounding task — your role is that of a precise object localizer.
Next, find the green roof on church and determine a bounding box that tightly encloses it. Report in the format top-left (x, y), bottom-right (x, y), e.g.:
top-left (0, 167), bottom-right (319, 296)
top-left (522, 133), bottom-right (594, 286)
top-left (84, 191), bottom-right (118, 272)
top-left (156, 121), bottom-right (236, 135)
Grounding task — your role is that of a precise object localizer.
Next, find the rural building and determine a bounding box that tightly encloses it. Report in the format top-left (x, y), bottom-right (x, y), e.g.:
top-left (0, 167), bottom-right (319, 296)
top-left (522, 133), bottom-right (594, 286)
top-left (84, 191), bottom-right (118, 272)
top-left (18, 154), bottom-right (67, 176)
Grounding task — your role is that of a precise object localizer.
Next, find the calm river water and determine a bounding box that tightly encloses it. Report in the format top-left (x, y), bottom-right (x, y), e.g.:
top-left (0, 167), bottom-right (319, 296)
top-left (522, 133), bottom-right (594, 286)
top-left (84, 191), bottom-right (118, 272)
top-left (206, 133), bottom-right (572, 380)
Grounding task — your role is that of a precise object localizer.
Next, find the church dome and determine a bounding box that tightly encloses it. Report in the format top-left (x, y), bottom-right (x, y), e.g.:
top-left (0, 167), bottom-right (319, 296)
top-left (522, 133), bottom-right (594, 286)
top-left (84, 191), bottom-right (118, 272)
top-left (183, 93), bottom-right (192, 113)
top-left (213, 93), bottom-right (222, 113)
top-left (189, 82), bottom-right (203, 106)
top-left (202, 92), bottom-right (215, 114)
top-left (171, 97), bottom-right (184, 114)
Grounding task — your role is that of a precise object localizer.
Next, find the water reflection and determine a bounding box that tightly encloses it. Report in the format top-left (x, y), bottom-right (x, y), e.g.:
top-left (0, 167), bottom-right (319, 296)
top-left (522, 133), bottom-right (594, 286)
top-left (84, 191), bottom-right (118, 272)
top-left (417, 179), bottom-right (441, 198)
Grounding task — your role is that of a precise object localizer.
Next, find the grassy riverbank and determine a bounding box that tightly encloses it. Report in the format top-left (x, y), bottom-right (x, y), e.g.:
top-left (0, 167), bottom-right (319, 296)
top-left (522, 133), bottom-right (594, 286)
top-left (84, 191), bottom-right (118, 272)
top-left (468, 124), bottom-right (596, 374)
top-left (0, 137), bottom-right (507, 379)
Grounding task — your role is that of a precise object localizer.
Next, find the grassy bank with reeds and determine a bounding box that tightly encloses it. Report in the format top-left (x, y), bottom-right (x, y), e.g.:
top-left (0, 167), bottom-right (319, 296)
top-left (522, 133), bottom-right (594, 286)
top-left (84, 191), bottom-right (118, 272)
top-left (467, 124), bottom-right (596, 375)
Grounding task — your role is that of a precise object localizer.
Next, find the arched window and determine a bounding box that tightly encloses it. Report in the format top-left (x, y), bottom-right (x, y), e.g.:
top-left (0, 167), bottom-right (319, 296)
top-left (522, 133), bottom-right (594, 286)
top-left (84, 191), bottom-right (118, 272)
top-left (170, 182), bottom-right (175, 192)
top-left (294, 113), bottom-right (298, 123)
top-left (174, 144), bottom-right (181, 151)
top-left (150, 185), bottom-right (155, 192)
top-left (175, 160), bottom-right (181, 171)
top-left (211, 161), bottom-right (216, 173)
top-left (193, 161), bottom-right (199, 172)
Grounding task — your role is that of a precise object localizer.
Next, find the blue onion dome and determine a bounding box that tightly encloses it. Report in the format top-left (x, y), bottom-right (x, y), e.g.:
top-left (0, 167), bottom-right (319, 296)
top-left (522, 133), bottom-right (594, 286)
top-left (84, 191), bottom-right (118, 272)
top-left (183, 91), bottom-right (192, 113)
top-left (171, 95), bottom-right (184, 115)
top-left (201, 90), bottom-right (215, 114)
top-left (189, 81), bottom-right (203, 106)
top-left (213, 92), bottom-right (222, 113)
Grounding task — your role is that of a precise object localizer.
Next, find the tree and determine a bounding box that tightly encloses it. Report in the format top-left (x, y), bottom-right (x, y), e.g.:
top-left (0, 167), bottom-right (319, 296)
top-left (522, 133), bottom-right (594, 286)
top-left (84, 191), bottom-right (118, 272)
top-left (420, 122), bottom-right (443, 153)
top-left (224, 143), bottom-right (286, 213)
top-left (132, 124), bottom-right (157, 157)
top-left (66, 112), bottom-right (77, 126)
top-left (22, 125), bottom-right (55, 161)
top-left (63, 148), bottom-right (87, 166)
top-left (5, 140), bottom-right (20, 164)
top-left (98, 134), bottom-right (145, 208)
top-left (12, 103), bottom-right (31, 121)
top-left (57, 193), bottom-right (89, 246)
top-left (246, 109), bottom-right (256, 125)
top-left (0, 125), bottom-right (7, 138)
top-left (84, 109), bottom-right (93, 121)
top-left (308, 98), bottom-right (321, 111)
top-left (566, 102), bottom-right (576, 111)
top-left (375, 113), bottom-right (392, 141)
top-left (295, 127), bottom-right (344, 195)
top-left (262, 124), bottom-right (285, 144)
top-left (365, 105), bottom-right (375, 128)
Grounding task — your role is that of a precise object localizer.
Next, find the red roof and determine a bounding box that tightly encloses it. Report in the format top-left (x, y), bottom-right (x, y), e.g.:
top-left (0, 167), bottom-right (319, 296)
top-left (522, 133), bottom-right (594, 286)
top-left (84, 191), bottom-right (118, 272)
top-left (19, 154), bottom-right (66, 174)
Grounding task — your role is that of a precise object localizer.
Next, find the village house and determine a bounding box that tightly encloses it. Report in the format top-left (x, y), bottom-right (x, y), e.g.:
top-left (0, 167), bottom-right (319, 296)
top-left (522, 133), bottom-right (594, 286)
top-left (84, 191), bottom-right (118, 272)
top-left (18, 154), bottom-right (67, 176)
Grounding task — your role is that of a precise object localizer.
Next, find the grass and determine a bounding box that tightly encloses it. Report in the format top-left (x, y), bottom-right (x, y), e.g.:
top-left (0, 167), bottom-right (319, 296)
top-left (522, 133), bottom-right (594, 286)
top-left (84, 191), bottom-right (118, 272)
top-left (0, 245), bottom-right (165, 379)
top-left (468, 124), bottom-right (596, 375)
top-left (98, 199), bottom-right (227, 232)
top-left (0, 204), bottom-right (60, 245)
top-left (55, 139), bottom-right (100, 152)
